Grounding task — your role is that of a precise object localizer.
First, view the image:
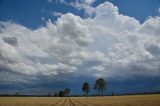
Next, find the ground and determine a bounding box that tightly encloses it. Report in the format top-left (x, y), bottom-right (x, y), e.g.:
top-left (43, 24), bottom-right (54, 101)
top-left (0, 94), bottom-right (160, 106)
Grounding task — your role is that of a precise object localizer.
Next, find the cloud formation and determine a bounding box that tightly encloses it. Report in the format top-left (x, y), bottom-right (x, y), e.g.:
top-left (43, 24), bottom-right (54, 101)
top-left (0, 1), bottom-right (160, 85)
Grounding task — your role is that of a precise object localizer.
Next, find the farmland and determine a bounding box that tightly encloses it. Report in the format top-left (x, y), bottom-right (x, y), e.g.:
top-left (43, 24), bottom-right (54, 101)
top-left (0, 94), bottom-right (160, 106)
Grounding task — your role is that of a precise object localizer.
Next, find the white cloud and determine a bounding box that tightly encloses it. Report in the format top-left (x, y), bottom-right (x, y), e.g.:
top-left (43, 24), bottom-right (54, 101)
top-left (48, 0), bottom-right (67, 4)
top-left (84, 2), bottom-right (160, 79)
top-left (140, 16), bottom-right (160, 37)
top-left (70, 0), bottom-right (95, 16)
top-left (77, 0), bottom-right (96, 5)
top-left (0, 1), bottom-right (160, 83)
top-left (52, 12), bottom-right (62, 17)
top-left (0, 13), bottom-right (93, 82)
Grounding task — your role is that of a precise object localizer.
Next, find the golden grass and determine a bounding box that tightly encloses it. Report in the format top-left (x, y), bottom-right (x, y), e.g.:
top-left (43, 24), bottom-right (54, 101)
top-left (0, 94), bottom-right (160, 106)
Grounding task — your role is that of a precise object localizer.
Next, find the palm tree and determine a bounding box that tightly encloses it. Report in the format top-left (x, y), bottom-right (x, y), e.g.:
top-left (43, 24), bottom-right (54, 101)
top-left (82, 82), bottom-right (90, 97)
top-left (94, 78), bottom-right (106, 97)
top-left (64, 88), bottom-right (70, 96)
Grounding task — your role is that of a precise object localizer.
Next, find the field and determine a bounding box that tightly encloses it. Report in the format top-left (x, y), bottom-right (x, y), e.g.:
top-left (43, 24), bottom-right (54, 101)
top-left (0, 94), bottom-right (160, 106)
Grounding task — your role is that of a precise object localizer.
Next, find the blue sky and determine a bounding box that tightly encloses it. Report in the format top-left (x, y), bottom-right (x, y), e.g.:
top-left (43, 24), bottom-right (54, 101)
top-left (0, 0), bottom-right (160, 28)
top-left (0, 0), bottom-right (160, 95)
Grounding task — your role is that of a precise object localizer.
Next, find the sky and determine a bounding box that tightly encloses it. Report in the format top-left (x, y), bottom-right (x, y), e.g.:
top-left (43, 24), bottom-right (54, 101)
top-left (0, 0), bottom-right (160, 95)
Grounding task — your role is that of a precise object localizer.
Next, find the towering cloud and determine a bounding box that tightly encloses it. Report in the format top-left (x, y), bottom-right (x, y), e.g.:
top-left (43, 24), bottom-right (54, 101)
top-left (0, 1), bottom-right (160, 85)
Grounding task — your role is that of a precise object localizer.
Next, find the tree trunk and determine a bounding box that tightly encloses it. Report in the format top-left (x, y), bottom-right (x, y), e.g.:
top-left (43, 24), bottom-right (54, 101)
top-left (101, 90), bottom-right (103, 98)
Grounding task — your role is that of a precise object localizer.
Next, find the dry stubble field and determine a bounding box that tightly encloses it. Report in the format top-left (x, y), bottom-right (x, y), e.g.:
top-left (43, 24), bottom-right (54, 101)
top-left (0, 94), bottom-right (160, 106)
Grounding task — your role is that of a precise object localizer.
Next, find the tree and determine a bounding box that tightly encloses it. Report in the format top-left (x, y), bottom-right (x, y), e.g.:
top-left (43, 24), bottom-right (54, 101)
top-left (82, 82), bottom-right (90, 97)
top-left (14, 92), bottom-right (19, 96)
top-left (58, 90), bottom-right (64, 97)
top-left (64, 88), bottom-right (70, 96)
top-left (54, 92), bottom-right (58, 97)
top-left (111, 92), bottom-right (115, 96)
top-left (48, 92), bottom-right (51, 96)
top-left (94, 78), bottom-right (106, 97)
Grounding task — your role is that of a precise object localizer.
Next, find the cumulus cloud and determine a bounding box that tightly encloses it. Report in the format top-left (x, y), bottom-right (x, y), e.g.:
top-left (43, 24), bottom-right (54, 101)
top-left (0, 13), bottom-right (93, 83)
top-left (0, 1), bottom-right (160, 84)
top-left (69, 0), bottom-right (95, 16)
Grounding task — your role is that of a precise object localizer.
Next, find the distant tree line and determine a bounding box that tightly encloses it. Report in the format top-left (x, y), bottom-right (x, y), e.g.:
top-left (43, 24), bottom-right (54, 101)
top-left (54, 88), bottom-right (71, 97)
top-left (0, 91), bottom-right (160, 97)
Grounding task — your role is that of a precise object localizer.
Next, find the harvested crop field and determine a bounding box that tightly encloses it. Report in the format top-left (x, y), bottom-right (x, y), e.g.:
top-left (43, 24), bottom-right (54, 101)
top-left (0, 94), bottom-right (160, 106)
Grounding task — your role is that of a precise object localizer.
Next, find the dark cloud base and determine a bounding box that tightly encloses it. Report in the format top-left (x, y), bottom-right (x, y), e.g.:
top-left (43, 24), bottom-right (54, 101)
top-left (0, 76), bottom-right (159, 95)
